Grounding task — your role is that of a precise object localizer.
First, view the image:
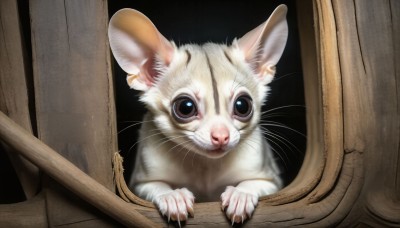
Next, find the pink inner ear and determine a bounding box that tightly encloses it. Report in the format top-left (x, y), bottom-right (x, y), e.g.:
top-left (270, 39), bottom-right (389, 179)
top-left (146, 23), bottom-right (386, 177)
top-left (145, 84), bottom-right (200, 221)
top-left (140, 57), bottom-right (161, 87)
top-left (237, 23), bottom-right (266, 61)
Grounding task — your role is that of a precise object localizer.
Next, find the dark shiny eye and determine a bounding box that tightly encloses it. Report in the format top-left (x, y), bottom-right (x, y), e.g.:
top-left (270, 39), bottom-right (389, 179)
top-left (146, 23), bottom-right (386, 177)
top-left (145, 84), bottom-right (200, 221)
top-left (233, 95), bottom-right (253, 121)
top-left (172, 96), bottom-right (198, 122)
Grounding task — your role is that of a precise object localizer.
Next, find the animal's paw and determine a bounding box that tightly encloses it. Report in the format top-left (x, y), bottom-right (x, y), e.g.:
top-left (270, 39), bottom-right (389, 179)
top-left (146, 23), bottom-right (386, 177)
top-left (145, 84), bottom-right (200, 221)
top-left (154, 188), bottom-right (195, 225)
top-left (221, 186), bottom-right (258, 224)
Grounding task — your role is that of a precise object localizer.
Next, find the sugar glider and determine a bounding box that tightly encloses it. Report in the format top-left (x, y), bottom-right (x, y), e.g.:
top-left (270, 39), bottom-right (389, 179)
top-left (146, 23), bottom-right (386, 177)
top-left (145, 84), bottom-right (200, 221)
top-left (108, 4), bottom-right (288, 224)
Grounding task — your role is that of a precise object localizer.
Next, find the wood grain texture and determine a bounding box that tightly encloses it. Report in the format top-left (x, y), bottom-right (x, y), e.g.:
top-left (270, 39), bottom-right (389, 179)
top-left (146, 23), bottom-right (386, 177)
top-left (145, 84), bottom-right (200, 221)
top-left (0, 193), bottom-right (47, 227)
top-left (29, 0), bottom-right (117, 226)
top-left (333, 0), bottom-right (400, 225)
top-left (391, 0), bottom-right (400, 203)
top-left (0, 111), bottom-right (158, 228)
top-left (0, 0), bottom-right (39, 199)
top-left (302, 0), bottom-right (344, 204)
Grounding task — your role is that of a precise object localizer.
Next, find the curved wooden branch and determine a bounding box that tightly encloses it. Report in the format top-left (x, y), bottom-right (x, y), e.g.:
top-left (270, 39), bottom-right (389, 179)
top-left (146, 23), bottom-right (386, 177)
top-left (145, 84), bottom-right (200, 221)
top-left (0, 111), bottom-right (159, 228)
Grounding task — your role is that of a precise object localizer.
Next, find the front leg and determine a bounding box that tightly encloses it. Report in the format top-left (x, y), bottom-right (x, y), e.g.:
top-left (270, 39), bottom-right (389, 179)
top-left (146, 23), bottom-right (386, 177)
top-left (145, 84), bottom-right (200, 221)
top-left (221, 180), bottom-right (279, 224)
top-left (135, 182), bottom-right (195, 224)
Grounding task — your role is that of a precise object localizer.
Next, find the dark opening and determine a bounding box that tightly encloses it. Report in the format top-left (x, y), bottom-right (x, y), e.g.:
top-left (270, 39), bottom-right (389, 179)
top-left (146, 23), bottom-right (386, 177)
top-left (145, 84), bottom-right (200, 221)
top-left (0, 144), bottom-right (26, 203)
top-left (109, 0), bottom-right (306, 187)
top-left (0, 0), bottom-right (35, 204)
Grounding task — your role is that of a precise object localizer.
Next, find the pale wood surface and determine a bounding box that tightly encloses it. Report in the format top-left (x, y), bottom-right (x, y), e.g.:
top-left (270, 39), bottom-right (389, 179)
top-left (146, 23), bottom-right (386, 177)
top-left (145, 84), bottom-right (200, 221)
top-left (29, 0), bottom-right (118, 226)
top-left (305, 0), bottom-right (344, 204)
top-left (0, 0), bottom-right (39, 199)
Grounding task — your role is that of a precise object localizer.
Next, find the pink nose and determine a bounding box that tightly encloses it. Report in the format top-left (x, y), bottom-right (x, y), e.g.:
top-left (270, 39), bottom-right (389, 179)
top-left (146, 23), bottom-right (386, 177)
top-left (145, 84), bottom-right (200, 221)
top-left (211, 125), bottom-right (230, 147)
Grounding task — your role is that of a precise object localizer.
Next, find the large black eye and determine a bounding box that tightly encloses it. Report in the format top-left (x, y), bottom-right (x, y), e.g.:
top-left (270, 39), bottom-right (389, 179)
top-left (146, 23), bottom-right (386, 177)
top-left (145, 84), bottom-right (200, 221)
top-left (172, 96), bottom-right (198, 122)
top-left (233, 95), bottom-right (253, 121)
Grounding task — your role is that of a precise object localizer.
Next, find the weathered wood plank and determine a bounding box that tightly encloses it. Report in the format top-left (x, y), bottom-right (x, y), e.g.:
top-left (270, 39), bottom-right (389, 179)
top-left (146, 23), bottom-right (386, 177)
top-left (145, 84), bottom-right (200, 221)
top-left (29, 0), bottom-right (117, 226)
top-left (353, 0), bottom-right (400, 224)
top-left (0, 111), bottom-right (158, 228)
top-left (0, 194), bottom-right (47, 227)
top-left (390, 0), bottom-right (400, 201)
top-left (333, 0), bottom-right (400, 225)
top-left (0, 0), bottom-right (39, 199)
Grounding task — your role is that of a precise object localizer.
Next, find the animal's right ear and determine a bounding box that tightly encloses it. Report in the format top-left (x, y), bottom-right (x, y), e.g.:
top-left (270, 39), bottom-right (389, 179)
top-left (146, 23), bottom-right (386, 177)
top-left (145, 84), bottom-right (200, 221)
top-left (108, 9), bottom-right (174, 91)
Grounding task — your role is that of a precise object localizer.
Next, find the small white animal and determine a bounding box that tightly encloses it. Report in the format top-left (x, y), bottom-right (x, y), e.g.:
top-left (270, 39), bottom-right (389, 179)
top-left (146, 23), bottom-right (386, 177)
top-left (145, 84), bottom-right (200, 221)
top-left (108, 4), bottom-right (288, 225)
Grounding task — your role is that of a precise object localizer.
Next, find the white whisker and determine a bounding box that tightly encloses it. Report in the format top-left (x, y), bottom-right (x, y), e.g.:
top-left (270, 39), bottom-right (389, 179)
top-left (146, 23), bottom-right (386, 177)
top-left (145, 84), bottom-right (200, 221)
top-left (270, 72), bottom-right (300, 83)
top-left (118, 119), bottom-right (154, 134)
top-left (261, 105), bottom-right (305, 116)
top-left (127, 131), bottom-right (165, 154)
top-left (260, 121), bottom-right (306, 138)
top-left (154, 135), bottom-right (189, 152)
top-left (261, 129), bottom-right (295, 159)
top-left (264, 128), bottom-right (304, 156)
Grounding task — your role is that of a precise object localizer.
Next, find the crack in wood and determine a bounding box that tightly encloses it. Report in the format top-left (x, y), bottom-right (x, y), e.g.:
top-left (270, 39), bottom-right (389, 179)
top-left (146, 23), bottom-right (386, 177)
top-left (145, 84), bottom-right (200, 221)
top-left (353, 0), bottom-right (367, 75)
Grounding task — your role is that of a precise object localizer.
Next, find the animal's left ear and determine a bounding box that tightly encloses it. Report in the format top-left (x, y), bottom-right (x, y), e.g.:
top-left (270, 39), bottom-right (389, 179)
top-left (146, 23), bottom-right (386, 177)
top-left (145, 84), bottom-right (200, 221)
top-left (234, 4), bottom-right (288, 85)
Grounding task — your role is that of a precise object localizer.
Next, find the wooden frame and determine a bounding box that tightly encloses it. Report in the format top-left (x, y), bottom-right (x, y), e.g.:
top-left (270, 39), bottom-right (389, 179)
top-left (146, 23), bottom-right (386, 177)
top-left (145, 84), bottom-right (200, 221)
top-left (0, 0), bottom-right (399, 227)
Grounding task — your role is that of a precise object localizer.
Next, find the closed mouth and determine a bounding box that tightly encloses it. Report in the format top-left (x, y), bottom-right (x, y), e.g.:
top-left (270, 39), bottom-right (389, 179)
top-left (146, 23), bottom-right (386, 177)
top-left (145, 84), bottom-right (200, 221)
top-left (209, 147), bottom-right (225, 153)
top-left (190, 142), bottom-right (229, 158)
top-left (205, 147), bottom-right (228, 157)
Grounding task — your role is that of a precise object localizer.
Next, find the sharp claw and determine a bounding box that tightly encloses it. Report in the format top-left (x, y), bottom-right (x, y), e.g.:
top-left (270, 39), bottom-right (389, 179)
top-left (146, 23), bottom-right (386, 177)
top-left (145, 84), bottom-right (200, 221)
top-left (188, 206), bottom-right (194, 217)
top-left (231, 215), bottom-right (236, 226)
top-left (157, 189), bottom-right (196, 224)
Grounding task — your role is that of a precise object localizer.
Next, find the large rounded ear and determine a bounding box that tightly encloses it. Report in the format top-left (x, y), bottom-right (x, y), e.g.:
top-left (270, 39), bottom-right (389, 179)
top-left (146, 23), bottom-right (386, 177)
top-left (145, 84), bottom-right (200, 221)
top-left (234, 4), bottom-right (288, 85)
top-left (108, 9), bottom-right (174, 91)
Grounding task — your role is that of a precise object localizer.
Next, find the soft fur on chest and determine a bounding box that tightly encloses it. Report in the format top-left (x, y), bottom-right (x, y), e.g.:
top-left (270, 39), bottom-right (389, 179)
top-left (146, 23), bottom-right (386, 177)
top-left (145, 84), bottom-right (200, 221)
top-left (130, 114), bottom-right (281, 201)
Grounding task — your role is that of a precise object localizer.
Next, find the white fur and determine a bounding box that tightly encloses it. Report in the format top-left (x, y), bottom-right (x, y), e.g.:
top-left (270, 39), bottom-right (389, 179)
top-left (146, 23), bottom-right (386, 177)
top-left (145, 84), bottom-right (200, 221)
top-left (108, 4), bottom-right (288, 225)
